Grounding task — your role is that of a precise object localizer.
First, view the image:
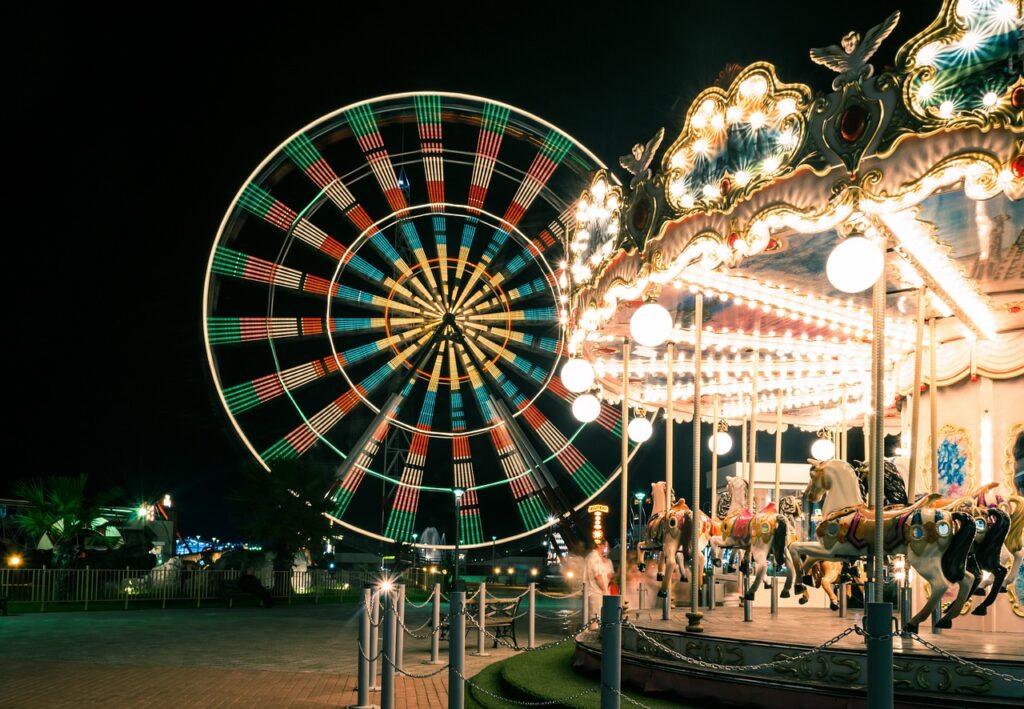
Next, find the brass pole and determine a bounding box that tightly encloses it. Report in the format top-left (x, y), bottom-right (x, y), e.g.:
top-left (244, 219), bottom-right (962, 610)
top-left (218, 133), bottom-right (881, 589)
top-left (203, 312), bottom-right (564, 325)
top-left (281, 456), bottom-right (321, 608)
top-left (929, 318), bottom-right (939, 494)
top-left (665, 340), bottom-right (674, 617)
top-left (907, 288), bottom-right (925, 501)
top-left (620, 338), bottom-right (630, 596)
top-left (774, 396), bottom-right (782, 506)
top-left (687, 293), bottom-right (704, 632)
top-left (747, 322), bottom-right (759, 511)
top-left (710, 396), bottom-right (720, 522)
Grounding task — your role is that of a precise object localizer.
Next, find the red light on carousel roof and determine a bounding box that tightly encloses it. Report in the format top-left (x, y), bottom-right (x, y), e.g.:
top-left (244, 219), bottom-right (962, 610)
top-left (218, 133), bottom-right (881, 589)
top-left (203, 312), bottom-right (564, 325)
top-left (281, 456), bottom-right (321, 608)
top-left (1012, 154), bottom-right (1024, 180)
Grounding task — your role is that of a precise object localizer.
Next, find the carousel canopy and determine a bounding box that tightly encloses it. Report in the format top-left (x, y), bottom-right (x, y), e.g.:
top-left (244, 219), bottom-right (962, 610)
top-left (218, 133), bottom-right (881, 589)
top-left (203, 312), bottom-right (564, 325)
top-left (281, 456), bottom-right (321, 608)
top-left (565, 0), bottom-right (1023, 434)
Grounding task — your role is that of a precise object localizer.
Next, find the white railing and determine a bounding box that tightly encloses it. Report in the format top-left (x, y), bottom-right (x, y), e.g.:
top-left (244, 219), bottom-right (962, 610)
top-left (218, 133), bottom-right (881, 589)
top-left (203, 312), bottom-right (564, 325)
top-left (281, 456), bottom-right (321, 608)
top-left (0, 567), bottom-right (371, 610)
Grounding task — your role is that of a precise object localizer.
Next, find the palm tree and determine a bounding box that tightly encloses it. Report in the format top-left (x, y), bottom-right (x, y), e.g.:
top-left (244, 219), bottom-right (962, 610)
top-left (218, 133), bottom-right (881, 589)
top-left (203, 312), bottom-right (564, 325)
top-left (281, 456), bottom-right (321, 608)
top-left (13, 474), bottom-right (116, 569)
top-left (231, 461), bottom-right (335, 572)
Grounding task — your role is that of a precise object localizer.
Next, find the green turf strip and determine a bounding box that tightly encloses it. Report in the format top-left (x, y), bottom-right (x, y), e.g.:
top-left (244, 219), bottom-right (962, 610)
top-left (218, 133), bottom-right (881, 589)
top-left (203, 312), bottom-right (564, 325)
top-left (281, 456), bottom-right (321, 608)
top-left (466, 641), bottom-right (694, 708)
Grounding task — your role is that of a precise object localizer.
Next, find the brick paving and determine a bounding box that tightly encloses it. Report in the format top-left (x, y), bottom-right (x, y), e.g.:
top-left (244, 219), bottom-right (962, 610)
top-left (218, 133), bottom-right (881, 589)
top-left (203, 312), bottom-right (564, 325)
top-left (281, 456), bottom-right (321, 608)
top-left (0, 597), bottom-right (581, 707)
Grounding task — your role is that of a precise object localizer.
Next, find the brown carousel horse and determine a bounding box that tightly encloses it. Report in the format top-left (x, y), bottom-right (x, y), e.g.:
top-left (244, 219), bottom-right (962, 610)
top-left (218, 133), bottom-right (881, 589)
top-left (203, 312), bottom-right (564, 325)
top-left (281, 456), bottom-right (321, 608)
top-left (798, 560), bottom-right (845, 610)
top-left (790, 459), bottom-right (975, 632)
top-left (637, 482), bottom-right (714, 598)
top-left (708, 475), bottom-right (791, 601)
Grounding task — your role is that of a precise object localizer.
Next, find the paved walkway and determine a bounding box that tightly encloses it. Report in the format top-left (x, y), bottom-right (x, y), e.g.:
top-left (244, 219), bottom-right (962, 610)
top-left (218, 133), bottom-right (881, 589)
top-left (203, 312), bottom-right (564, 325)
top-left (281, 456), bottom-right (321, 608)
top-left (0, 596), bottom-right (581, 707)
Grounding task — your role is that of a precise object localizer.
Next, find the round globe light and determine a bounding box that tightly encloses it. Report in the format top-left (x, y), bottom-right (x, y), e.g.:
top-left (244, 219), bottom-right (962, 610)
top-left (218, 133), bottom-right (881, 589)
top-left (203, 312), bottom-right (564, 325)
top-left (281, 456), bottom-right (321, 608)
top-left (560, 358), bottom-right (595, 393)
top-left (627, 417), bottom-right (653, 443)
top-left (572, 393), bottom-right (601, 423)
top-left (826, 236), bottom-right (884, 293)
top-left (629, 303), bottom-right (673, 347)
top-left (810, 437), bottom-right (836, 460)
top-left (708, 431), bottom-right (733, 455)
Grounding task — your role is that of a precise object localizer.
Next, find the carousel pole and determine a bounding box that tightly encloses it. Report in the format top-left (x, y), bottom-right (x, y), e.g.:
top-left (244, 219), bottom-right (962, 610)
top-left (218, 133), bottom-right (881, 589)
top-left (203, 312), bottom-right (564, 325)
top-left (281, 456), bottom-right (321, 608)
top-left (687, 293), bottom-right (704, 633)
top-left (664, 341), bottom-right (674, 621)
top-left (772, 395), bottom-right (782, 617)
top-left (620, 338), bottom-right (630, 599)
top-left (929, 318), bottom-right (939, 493)
top-left (708, 394), bottom-right (720, 612)
top-left (907, 288), bottom-right (925, 502)
top-left (747, 319), bottom-right (759, 511)
top-left (840, 385), bottom-right (848, 461)
top-left (867, 241), bottom-right (893, 709)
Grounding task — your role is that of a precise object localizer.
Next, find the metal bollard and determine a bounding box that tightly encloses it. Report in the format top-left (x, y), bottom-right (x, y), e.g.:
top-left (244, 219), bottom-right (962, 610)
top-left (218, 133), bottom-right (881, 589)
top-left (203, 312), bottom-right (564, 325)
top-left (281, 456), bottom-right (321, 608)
top-left (475, 581), bottom-right (489, 656)
top-left (932, 604), bottom-right (942, 635)
top-left (637, 583), bottom-right (647, 611)
top-left (428, 583), bottom-right (442, 664)
top-left (742, 574), bottom-right (752, 622)
top-left (770, 574), bottom-right (778, 617)
top-left (448, 591), bottom-right (466, 709)
top-left (707, 567), bottom-right (715, 612)
top-left (350, 586), bottom-right (373, 709)
top-left (528, 582), bottom-right (536, 649)
top-left (368, 588), bottom-right (381, 691)
top-left (866, 602), bottom-right (895, 709)
top-left (600, 594), bottom-right (621, 709)
top-left (662, 583), bottom-right (670, 621)
top-left (582, 582), bottom-right (589, 628)
top-left (839, 582), bottom-right (848, 617)
top-left (381, 589), bottom-right (396, 709)
top-left (396, 584), bottom-right (405, 672)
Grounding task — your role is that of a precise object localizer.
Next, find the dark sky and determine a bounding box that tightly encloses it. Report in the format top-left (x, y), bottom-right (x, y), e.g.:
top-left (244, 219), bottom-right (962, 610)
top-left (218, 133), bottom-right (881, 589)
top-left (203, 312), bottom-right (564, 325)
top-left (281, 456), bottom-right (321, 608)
top-left (5, 1), bottom-right (931, 538)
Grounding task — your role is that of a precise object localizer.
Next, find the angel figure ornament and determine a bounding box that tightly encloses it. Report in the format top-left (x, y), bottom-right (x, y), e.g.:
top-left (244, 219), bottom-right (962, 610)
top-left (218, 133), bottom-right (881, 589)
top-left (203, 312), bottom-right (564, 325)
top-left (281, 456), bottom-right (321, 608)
top-left (810, 10), bottom-right (900, 89)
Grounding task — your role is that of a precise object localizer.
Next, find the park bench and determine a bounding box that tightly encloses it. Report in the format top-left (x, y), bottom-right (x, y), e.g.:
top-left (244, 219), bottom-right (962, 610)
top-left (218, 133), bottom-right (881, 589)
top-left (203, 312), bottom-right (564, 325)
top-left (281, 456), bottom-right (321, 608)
top-left (438, 595), bottom-right (521, 648)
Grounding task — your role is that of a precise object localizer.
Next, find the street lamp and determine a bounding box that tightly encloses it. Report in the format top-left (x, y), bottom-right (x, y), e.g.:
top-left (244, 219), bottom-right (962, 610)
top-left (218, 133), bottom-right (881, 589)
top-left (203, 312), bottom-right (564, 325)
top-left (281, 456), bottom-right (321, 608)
top-left (452, 488), bottom-right (465, 590)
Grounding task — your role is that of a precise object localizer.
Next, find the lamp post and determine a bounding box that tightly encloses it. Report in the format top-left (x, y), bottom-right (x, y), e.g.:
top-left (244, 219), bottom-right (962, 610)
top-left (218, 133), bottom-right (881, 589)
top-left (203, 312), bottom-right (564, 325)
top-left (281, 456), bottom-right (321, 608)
top-left (453, 488), bottom-right (465, 591)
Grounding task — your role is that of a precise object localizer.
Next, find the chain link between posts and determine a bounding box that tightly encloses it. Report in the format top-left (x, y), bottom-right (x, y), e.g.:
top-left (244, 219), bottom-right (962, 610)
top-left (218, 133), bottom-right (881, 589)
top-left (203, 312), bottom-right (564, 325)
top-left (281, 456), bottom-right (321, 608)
top-left (452, 666), bottom-right (598, 706)
top-left (901, 630), bottom-right (1024, 686)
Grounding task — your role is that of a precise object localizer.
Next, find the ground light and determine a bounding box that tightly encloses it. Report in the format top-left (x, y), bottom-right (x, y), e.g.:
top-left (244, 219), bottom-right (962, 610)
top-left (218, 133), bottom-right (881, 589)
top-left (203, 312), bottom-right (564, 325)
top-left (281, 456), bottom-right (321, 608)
top-left (7, 554), bottom-right (22, 567)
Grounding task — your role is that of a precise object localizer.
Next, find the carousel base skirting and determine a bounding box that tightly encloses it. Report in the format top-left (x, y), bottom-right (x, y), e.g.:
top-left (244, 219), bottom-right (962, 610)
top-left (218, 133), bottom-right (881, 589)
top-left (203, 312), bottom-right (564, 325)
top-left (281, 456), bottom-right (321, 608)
top-left (573, 607), bottom-right (1024, 708)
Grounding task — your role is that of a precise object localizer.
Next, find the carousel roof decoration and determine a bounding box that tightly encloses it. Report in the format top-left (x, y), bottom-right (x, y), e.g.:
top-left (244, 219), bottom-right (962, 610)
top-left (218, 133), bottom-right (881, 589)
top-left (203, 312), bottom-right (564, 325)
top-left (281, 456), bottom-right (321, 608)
top-left (564, 0), bottom-right (1023, 433)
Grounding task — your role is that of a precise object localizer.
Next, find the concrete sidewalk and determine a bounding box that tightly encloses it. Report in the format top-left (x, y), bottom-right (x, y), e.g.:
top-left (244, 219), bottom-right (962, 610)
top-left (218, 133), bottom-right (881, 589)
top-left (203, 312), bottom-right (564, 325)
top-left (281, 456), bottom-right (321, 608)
top-left (0, 597), bottom-right (582, 707)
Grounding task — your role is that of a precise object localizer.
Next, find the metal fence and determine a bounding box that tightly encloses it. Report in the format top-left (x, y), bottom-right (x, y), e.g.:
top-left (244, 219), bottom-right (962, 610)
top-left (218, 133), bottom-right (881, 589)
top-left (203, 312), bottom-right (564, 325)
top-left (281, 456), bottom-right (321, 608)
top-left (0, 567), bottom-right (371, 611)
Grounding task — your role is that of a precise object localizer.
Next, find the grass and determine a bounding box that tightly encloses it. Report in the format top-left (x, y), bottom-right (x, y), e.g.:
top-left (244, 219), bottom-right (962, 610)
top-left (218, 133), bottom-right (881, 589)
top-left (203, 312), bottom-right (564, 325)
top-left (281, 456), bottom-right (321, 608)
top-left (466, 641), bottom-right (696, 709)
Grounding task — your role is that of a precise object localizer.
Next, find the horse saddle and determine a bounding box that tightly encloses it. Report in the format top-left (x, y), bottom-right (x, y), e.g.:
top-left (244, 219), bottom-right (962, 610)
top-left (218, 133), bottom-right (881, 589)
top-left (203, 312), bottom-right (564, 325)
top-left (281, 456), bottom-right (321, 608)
top-left (722, 509), bottom-right (754, 543)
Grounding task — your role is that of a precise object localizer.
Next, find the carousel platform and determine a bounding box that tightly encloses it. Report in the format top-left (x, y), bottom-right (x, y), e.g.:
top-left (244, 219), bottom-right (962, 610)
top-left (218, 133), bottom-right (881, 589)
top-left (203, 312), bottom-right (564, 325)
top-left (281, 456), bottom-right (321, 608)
top-left (573, 606), bottom-right (1024, 708)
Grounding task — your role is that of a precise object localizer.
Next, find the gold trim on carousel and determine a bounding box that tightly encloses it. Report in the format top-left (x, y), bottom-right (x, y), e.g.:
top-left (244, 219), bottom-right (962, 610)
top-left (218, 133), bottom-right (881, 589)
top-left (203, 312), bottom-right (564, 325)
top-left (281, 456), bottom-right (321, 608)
top-left (1004, 422), bottom-right (1024, 495)
top-left (896, 0), bottom-right (1024, 129)
top-left (661, 62), bottom-right (814, 216)
top-left (1010, 575), bottom-right (1024, 619)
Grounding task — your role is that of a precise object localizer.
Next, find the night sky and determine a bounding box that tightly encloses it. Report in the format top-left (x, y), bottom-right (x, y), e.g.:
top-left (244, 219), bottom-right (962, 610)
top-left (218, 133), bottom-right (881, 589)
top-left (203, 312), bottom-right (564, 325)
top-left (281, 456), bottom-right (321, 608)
top-left (6, 1), bottom-right (931, 539)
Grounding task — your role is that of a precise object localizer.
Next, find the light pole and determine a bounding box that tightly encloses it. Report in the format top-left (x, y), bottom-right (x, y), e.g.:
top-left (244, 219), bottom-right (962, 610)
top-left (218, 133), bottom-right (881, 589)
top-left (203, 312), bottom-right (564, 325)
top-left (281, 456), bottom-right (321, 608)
top-left (453, 488), bottom-right (465, 591)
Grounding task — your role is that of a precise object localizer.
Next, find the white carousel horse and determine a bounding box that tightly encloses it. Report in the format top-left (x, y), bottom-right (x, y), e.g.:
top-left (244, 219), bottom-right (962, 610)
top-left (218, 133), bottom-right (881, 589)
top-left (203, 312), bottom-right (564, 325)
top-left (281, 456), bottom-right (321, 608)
top-left (789, 459), bottom-right (976, 632)
top-left (637, 482), bottom-right (709, 598)
top-left (708, 476), bottom-right (791, 601)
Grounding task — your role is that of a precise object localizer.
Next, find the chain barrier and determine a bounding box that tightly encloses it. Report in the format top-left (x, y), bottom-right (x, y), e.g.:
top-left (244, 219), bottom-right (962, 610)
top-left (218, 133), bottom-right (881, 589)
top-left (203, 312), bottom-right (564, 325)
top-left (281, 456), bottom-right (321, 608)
top-left (534, 588), bottom-right (582, 599)
top-left (624, 619), bottom-right (859, 672)
top-left (533, 609), bottom-right (580, 620)
top-left (396, 612), bottom-right (436, 639)
top-left (405, 596), bottom-right (434, 609)
top-left (357, 641), bottom-right (382, 663)
top-left (452, 666), bottom-right (598, 706)
top-left (462, 609), bottom-right (600, 652)
top-left (379, 649), bottom-right (450, 679)
top-left (363, 602), bottom-right (383, 628)
top-left (903, 631), bottom-right (1024, 686)
top-left (615, 688), bottom-right (653, 708)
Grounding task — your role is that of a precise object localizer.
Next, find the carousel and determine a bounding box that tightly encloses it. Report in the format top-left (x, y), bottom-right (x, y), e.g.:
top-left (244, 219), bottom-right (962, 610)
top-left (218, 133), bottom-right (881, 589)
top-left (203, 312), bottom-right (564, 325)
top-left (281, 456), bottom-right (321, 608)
top-left (202, 0), bottom-right (1023, 706)
top-left (565, 1), bottom-right (1024, 706)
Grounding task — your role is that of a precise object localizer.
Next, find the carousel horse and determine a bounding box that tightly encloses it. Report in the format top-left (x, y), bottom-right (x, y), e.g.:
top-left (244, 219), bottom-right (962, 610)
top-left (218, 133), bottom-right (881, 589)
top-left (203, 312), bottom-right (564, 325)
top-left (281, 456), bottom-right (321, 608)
top-left (708, 476), bottom-right (790, 601)
top-left (789, 459), bottom-right (976, 632)
top-left (798, 560), bottom-right (844, 610)
top-left (673, 501), bottom-right (715, 588)
top-left (854, 458), bottom-right (909, 507)
top-left (974, 484), bottom-right (1024, 593)
top-left (637, 481), bottom-right (689, 598)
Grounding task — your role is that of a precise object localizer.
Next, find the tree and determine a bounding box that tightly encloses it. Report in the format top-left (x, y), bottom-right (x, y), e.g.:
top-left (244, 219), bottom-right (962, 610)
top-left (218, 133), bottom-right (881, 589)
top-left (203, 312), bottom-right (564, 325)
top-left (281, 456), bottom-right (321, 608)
top-left (231, 461), bottom-right (336, 571)
top-left (13, 474), bottom-right (117, 568)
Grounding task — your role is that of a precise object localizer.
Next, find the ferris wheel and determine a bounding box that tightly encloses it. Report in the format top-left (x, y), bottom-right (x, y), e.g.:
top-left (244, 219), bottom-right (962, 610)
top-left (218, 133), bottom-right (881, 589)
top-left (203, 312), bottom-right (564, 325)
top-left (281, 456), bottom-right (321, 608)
top-left (204, 93), bottom-right (639, 547)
